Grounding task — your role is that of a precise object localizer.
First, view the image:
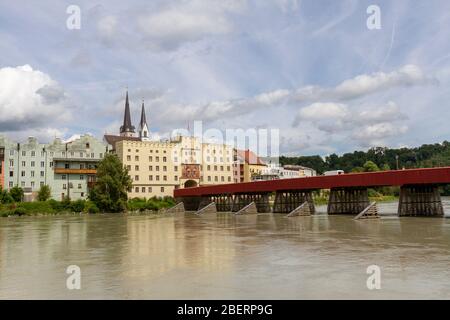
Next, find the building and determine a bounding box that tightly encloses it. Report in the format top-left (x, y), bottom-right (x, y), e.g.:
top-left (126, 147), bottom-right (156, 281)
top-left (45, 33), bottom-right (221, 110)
top-left (105, 91), bottom-right (234, 198)
top-left (253, 163), bottom-right (300, 181)
top-left (233, 149), bottom-right (267, 183)
top-left (0, 134), bottom-right (108, 201)
top-left (283, 165), bottom-right (317, 177)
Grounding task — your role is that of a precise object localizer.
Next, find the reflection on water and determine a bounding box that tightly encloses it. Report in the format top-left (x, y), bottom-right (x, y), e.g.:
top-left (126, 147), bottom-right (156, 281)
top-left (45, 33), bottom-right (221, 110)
top-left (1, 199), bottom-right (450, 299)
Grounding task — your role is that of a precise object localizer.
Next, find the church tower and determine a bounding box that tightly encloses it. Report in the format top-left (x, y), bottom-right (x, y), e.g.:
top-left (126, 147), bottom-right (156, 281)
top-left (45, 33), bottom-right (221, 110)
top-left (139, 100), bottom-right (151, 141)
top-left (120, 90), bottom-right (135, 137)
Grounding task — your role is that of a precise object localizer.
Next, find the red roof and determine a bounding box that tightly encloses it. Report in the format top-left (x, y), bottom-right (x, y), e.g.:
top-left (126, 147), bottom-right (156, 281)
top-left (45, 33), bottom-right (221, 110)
top-left (236, 149), bottom-right (265, 165)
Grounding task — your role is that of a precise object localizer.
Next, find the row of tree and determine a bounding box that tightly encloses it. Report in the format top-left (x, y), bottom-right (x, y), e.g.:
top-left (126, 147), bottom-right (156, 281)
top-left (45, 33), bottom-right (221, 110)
top-left (280, 141), bottom-right (450, 174)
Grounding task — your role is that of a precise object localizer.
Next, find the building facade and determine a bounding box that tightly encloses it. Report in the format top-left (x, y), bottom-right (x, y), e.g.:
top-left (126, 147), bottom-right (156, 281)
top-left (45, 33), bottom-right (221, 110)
top-left (0, 134), bottom-right (108, 200)
top-left (106, 91), bottom-right (234, 199)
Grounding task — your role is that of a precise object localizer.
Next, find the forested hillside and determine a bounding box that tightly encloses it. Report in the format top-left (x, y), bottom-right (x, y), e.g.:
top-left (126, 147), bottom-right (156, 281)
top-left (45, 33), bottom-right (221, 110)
top-left (280, 141), bottom-right (450, 174)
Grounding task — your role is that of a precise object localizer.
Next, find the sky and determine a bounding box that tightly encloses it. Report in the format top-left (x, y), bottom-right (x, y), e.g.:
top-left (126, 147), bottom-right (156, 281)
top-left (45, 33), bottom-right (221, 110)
top-left (1, 0), bottom-right (450, 156)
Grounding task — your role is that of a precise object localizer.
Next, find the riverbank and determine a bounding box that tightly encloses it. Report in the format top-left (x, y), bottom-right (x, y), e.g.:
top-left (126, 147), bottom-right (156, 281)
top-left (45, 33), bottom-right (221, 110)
top-left (0, 197), bottom-right (176, 217)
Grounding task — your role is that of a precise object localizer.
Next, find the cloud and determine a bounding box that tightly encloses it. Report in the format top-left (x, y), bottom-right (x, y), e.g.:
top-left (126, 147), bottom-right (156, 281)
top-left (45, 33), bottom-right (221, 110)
top-left (292, 65), bottom-right (437, 103)
top-left (0, 65), bottom-right (71, 132)
top-left (136, 1), bottom-right (244, 50)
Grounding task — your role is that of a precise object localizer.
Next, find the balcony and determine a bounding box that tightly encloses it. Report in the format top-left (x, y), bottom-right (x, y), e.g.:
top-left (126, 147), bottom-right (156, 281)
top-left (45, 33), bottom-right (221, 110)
top-left (54, 168), bottom-right (97, 174)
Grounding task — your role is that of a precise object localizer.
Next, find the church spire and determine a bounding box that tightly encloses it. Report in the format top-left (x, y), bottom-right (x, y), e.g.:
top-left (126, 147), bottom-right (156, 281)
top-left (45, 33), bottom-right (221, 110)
top-left (120, 90), bottom-right (135, 137)
top-left (139, 99), bottom-right (150, 140)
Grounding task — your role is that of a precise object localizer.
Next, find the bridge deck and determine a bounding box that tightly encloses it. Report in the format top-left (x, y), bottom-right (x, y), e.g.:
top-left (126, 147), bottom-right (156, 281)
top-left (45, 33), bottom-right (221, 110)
top-left (174, 167), bottom-right (450, 197)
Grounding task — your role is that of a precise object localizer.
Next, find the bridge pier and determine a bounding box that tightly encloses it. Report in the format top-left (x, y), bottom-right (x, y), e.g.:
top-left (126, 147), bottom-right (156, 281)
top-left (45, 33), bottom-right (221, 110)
top-left (176, 196), bottom-right (201, 211)
top-left (210, 194), bottom-right (233, 212)
top-left (273, 190), bottom-right (315, 214)
top-left (327, 188), bottom-right (370, 215)
top-left (398, 185), bottom-right (444, 217)
top-left (231, 193), bottom-right (271, 213)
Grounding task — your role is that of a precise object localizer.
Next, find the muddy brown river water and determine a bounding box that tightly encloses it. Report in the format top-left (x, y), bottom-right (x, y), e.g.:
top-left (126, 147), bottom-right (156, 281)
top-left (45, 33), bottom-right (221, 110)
top-left (1, 199), bottom-right (450, 299)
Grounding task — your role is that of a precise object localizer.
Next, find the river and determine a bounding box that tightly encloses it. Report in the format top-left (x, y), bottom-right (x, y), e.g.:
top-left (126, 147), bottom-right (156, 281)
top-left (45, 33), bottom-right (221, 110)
top-left (1, 199), bottom-right (450, 299)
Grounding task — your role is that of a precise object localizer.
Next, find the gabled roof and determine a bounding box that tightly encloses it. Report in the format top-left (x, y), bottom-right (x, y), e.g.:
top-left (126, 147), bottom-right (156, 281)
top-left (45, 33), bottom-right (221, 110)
top-left (104, 134), bottom-right (140, 150)
top-left (236, 149), bottom-right (266, 165)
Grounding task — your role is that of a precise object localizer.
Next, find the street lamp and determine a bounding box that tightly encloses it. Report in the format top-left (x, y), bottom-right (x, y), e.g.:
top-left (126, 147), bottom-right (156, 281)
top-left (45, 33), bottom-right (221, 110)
top-left (395, 155), bottom-right (399, 170)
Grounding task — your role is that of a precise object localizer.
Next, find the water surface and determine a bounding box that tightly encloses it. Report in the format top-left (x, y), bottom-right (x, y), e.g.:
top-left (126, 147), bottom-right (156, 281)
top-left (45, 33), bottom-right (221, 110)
top-left (1, 199), bottom-right (450, 299)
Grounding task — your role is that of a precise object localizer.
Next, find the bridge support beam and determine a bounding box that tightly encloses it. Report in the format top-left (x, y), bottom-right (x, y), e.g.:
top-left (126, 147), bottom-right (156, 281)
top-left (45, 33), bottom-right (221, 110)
top-left (231, 193), bottom-right (271, 213)
top-left (273, 190), bottom-right (315, 214)
top-left (327, 188), bottom-right (370, 215)
top-left (398, 185), bottom-right (444, 217)
top-left (209, 194), bottom-right (233, 212)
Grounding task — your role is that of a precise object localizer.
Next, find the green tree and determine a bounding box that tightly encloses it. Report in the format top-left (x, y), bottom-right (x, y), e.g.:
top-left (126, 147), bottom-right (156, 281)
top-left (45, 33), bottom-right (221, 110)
top-left (0, 187), bottom-right (14, 204)
top-left (89, 154), bottom-right (132, 212)
top-left (9, 186), bottom-right (24, 202)
top-left (37, 185), bottom-right (51, 201)
top-left (363, 160), bottom-right (380, 172)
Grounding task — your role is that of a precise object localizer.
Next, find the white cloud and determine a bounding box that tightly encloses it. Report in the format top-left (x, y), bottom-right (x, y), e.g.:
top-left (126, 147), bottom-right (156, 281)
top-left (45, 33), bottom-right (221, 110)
top-left (292, 65), bottom-right (436, 102)
top-left (0, 65), bottom-right (71, 132)
top-left (136, 1), bottom-right (244, 50)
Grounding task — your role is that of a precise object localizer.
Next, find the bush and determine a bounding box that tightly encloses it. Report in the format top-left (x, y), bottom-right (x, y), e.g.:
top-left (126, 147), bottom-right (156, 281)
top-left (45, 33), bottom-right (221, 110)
top-left (17, 201), bottom-right (54, 214)
top-left (9, 186), bottom-right (24, 202)
top-left (12, 207), bottom-right (27, 216)
top-left (84, 201), bottom-right (99, 214)
top-left (37, 185), bottom-right (52, 201)
top-left (128, 198), bottom-right (148, 212)
top-left (71, 199), bottom-right (86, 213)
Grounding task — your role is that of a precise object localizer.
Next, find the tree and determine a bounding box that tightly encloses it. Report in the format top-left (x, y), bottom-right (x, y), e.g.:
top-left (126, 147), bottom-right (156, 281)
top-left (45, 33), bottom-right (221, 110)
top-left (9, 186), bottom-right (24, 202)
top-left (0, 187), bottom-right (14, 204)
top-left (37, 185), bottom-right (51, 201)
top-left (363, 160), bottom-right (380, 172)
top-left (89, 154), bottom-right (132, 212)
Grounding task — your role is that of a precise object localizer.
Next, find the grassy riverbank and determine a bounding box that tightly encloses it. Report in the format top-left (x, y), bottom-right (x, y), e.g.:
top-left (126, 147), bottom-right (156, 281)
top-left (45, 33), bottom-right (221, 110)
top-left (0, 196), bottom-right (176, 217)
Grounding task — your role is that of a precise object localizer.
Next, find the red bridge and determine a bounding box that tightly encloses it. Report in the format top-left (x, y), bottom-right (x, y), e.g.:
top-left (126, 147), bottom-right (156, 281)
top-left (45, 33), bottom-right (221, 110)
top-left (174, 167), bottom-right (450, 217)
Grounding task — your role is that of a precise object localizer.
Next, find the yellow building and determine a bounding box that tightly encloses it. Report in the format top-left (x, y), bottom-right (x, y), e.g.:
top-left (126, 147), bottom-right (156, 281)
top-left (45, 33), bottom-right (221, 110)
top-left (106, 91), bottom-right (234, 198)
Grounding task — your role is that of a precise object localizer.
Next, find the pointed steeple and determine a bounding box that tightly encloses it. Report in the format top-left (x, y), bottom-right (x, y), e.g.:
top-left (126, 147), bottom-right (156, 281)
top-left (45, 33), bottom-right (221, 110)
top-left (120, 90), bottom-right (135, 137)
top-left (139, 99), bottom-right (150, 140)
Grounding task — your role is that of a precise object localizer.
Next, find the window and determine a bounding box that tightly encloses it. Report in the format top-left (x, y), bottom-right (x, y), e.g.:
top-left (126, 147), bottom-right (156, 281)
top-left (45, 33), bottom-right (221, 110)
top-left (163, 156), bottom-right (167, 162)
top-left (208, 176), bottom-right (211, 182)
top-left (9, 160), bottom-right (14, 167)
top-left (156, 166), bottom-right (160, 171)
top-left (50, 162), bottom-right (53, 167)
top-left (80, 175), bottom-right (84, 180)
top-left (142, 187), bottom-right (146, 192)
top-left (161, 187), bottom-right (164, 192)
top-left (80, 164), bottom-right (84, 169)
top-left (22, 151), bottom-right (26, 156)
top-left (174, 166), bottom-right (178, 172)
top-left (221, 176), bottom-right (224, 182)
top-left (71, 152), bottom-right (75, 156)
top-left (220, 166), bottom-right (224, 171)
top-left (65, 163), bottom-right (70, 169)
top-left (148, 187), bottom-right (152, 193)
top-left (69, 183), bottom-right (73, 189)
top-left (41, 151), bottom-right (45, 157)
top-left (135, 187), bottom-right (139, 193)
top-left (135, 149), bottom-right (139, 153)
top-left (9, 150), bottom-right (14, 156)
top-left (91, 153), bottom-right (94, 158)
top-left (214, 166), bottom-right (218, 171)
top-left (31, 151), bottom-right (35, 157)
top-left (149, 156), bottom-right (153, 161)
top-left (126, 165), bottom-right (131, 171)
top-left (81, 192), bottom-right (84, 197)
top-left (80, 152), bottom-right (84, 158)
top-left (135, 156), bottom-right (139, 161)
top-left (9, 181), bottom-right (13, 187)
top-left (62, 175), bottom-right (66, 179)
top-left (127, 155), bottom-right (131, 161)
top-left (174, 176), bottom-right (178, 181)
top-left (22, 161), bottom-right (26, 167)
top-left (215, 176), bottom-right (218, 182)
top-left (149, 175), bottom-right (153, 181)
top-left (228, 177), bottom-right (231, 182)
top-left (135, 165), bottom-right (139, 171)
top-left (63, 184), bottom-right (67, 190)
top-left (134, 175), bottom-right (139, 181)
top-left (31, 171), bottom-right (35, 177)
top-left (31, 181), bottom-right (35, 188)
top-left (227, 166), bottom-right (231, 171)
top-left (40, 171), bottom-right (44, 177)
top-left (163, 166), bottom-right (167, 172)
top-left (9, 171), bottom-right (13, 177)
top-left (21, 171), bottom-right (25, 177)
top-left (156, 175), bottom-right (160, 181)
top-left (149, 165), bottom-right (153, 171)
top-left (207, 165), bottom-right (211, 171)
top-left (78, 184), bottom-right (82, 189)
top-left (40, 161), bottom-right (44, 168)
top-left (163, 175), bottom-right (167, 181)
